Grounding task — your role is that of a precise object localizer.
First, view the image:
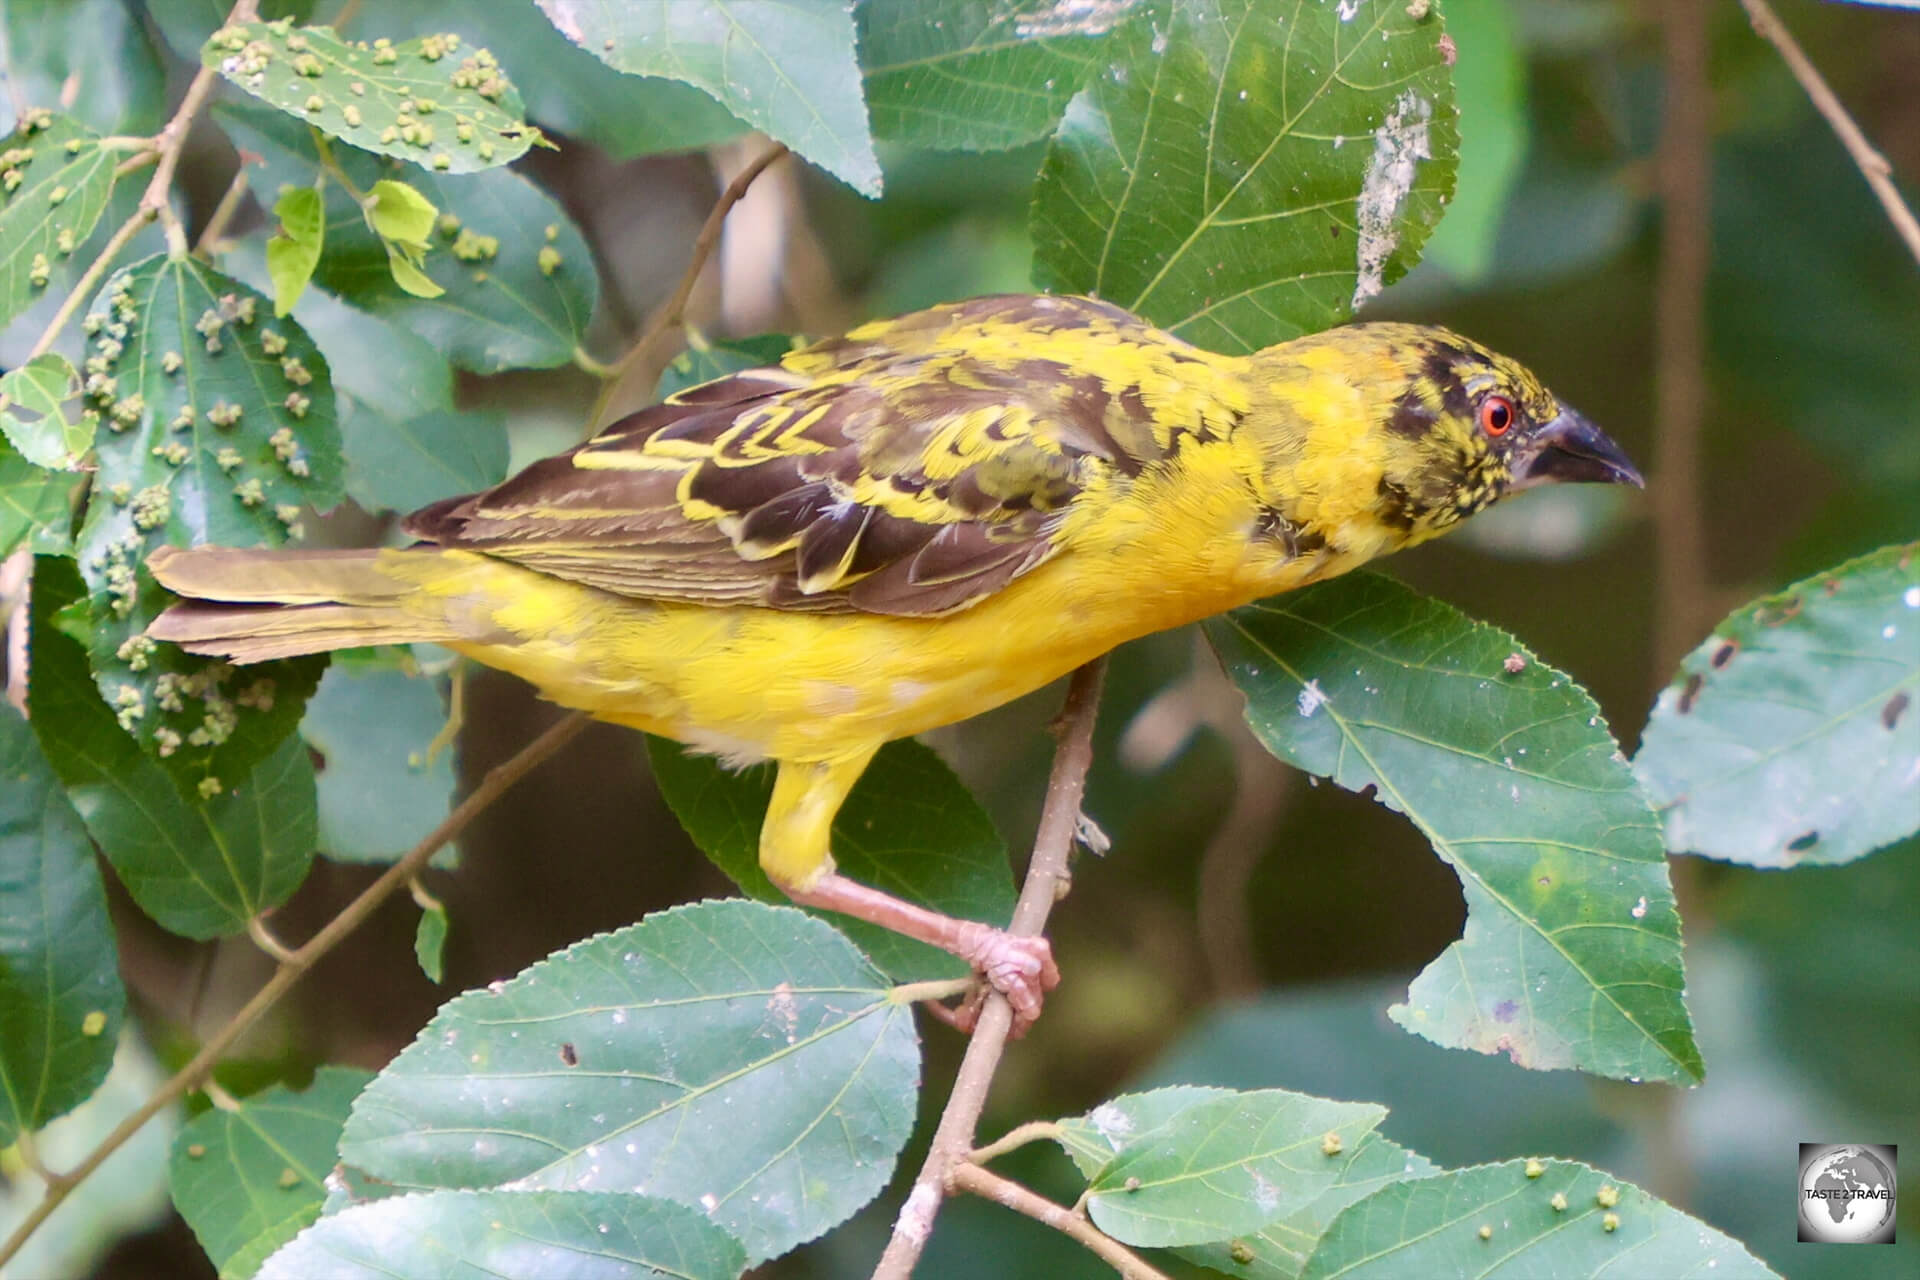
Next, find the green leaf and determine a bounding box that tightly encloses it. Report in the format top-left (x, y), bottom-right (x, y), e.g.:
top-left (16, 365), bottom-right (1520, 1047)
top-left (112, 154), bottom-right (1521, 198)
top-left (0, 112), bottom-right (119, 332)
top-left (76, 254), bottom-right (338, 784)
top-left (219, 102), bottom-right (598, 373)
top-left (0, 353), bottom-right (89, 470)
top-left (0, 704), bottom-right (123, 1144)
top-left (858, 0), bottom-right (1142, 151)
top-left (654, 333), bottom-right (798, 399)
top-left (362, 178), bottom-right (436, 247)
top-left (217, 239), bottom-right (470, 514)
top-left (169, 1066), bottom-right (373, 1280)
top-left (349, 2), bottom-right (748, 159)
top-left (1031, 0), bottom-right (1460, 351)
top-left (647, 738), bottom-right (1015, 982)
top-left (27, 558), bottom-right (317, 940)
top-left (202, 21), bottom-right (541, 175)
top-left (0, 437), bottom-right (74, 556)
top-left (258, 1189), bottom-right (746, 1280)
top-left (339, 900), bottom-right (919, 1264)
top-left (1078, 1089), bottom-right (1387, 1249)
top-left (0, 1034), bottom-right (177, 1279)
top-left (0, 0), bottom-right (168, 136)
top-left (534, 0), bottom-right (881, 195)
top-left (302, 665), bottom-right (455, 864)
top-left (1299, 1159), bottom-right (1779, 1280)
top-left (1055, 1084), bottom-right (1436, 1279)
top-left (381, 238), bottom-right (443, 298)
top-left (1055, 1084), bottom-right (1235, 1178)
top-left (343, 408), bottom-right (508, 514)
top-left (1636, 543), bottom-right (1920, 868)
top-left (146, 0), bottom-right (314, 62)
top-left (1418, 0), bottom-right (1525, 283)
top-left (1206, 573), bottom-right (1702, 1084)
top-left (1179, 1132), bottom-right (1436, 1280)
top-left (413, 901), bottom-right (448, 984)
top-left (265, 185), bottom-right (325, 316)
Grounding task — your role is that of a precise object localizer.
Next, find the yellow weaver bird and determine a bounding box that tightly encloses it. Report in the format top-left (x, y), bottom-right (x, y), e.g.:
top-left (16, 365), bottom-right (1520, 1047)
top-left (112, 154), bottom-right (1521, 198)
top-left (147, 294), bottom-right (1641, 1026)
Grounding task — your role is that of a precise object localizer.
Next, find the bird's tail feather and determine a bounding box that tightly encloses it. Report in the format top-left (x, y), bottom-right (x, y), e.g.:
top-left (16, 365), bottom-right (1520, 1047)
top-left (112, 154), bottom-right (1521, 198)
top-left (146, 545), bottom-right (460, 663)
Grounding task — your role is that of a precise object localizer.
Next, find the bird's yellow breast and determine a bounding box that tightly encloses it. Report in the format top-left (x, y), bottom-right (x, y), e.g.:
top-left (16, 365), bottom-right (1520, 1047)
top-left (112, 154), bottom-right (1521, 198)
top-left (403, 435), bottom-right (1343, 765)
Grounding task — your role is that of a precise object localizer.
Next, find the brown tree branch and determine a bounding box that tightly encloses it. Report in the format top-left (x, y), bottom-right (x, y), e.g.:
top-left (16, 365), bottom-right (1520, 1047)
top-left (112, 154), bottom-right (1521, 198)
top-left (1651, 0), bottom-right (1713, 678)
top-left (1738, 0), bottom-right (1920, 267)
top-left (872, 659), bottom-right (1107, 1278)
top-left (581, 139), bottom-right (791, 429)
top-left (949, 1162), bottom-right (1171, 1280)
top-left (0, 711), bottom-right (589, 1269)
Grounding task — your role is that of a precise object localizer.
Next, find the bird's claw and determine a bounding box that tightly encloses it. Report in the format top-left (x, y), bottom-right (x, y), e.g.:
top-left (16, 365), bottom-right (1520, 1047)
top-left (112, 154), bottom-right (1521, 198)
top-left (948, 929), bottom-right (1059, 1037)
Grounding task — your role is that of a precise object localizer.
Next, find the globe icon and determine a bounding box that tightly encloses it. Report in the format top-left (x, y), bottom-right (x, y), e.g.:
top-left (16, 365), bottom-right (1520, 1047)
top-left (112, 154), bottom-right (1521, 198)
top-left (1798, 1144), bottom-right (1896, 1244)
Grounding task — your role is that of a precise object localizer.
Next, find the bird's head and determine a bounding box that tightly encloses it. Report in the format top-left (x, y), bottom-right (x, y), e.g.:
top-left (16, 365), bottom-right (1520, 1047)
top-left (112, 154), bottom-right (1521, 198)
top-left (1245, 323), bottom-right (1643, 552)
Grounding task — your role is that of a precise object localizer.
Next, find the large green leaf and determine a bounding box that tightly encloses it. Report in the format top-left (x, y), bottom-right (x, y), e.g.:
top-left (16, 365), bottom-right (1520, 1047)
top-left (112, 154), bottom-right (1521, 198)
top-left (1206, 573), bottom-right (1702, 1084)
top-left (1060, 1082), bottom-right (1438, 1279)
top-left (169, 1067), bottom-right (374, 1280)
top-left (0, 437), bottom-right (73, 557)
top-left (859, 0), bottom-right (1142, 151)
top-left (203, 20), bottom-right (539, 174)
top-left (339, 900), bottom-right (919, 1264)
top-left (301, 665), bottom-right (455, 864)
top-left (1032, 0), bottom-right (1459, 351)
top-left (0, 704), bottom-right (123, 1144)
top-left (534, 0), bottom-right (881, 195)
top-left (1299, 1159), bottom-right (1778, 1279)
top-left (333, 408), bottom-right (508, 514)
top-left (350, 2), bottom-right (748, 160)
top-left (0, 0), bottom-right (167, 136)
top-left (77, 254), bottom-right (338, 785)
top-left (218, 102), bottom-right (597, 373)
top-left (146, 0), bottom-right (313, 62)
top-left (27, 558), bottom-right (316, 940)
top-left (258, 1189), bottom-right (746, 1280)
top-left (0, 113), bottom-right (119, 332)
top-left (1076, 1089), bottom-right (1387, 1249)
top-left (1180, 1132), bottom-right (1436, 1280)
top-left (218, 240), bottom-right (493, 515)
top-left (646, 738), bottom-right (1015, 982)
top-left (1636, 544), bottom-right (1920, 868)
top-left (0, 353), bottom-right (89, 470)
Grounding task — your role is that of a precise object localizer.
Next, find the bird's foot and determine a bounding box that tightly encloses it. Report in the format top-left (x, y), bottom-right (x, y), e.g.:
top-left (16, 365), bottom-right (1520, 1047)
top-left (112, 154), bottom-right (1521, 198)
top-left (949, 928), bottom-right (1058, 1037)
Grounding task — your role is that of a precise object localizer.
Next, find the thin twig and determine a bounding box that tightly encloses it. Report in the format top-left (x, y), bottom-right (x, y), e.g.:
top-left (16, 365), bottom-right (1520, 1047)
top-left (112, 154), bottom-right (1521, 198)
top-left (1739, 0), bottom-right (1920, 267)
top-left (949, 1163), bottom-right (1171, 1280)
top-left (968, 1120), bottom-right (1063, 1167)
top-left (138, 0), bottom-right (254, 259)
top-left (0, 711), bottom-right (589, 1271)
top-left (872, 660), bottom-right (1107, 1279)
top-left (583, 140), bottom-right (790, 431)
top-left (1643, 0), bottom-right (1711, 1213)
top-left (194, 166), bottom-right (252, 259)
top-left (1650, 0), bottom-right (1713, 679)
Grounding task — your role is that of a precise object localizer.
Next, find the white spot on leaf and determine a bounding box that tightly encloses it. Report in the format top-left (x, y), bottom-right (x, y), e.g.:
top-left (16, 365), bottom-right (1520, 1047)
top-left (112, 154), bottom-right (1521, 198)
top-left (1297, 679), bottom-right (1328, 717)
top-left (1351, 90), bottom-right (1433, 311)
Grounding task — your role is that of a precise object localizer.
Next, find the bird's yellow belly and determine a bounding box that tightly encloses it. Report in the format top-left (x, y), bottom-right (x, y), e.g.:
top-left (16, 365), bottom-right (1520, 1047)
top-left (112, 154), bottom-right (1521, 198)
top-left (435, 543), bottom-right (1306, 765)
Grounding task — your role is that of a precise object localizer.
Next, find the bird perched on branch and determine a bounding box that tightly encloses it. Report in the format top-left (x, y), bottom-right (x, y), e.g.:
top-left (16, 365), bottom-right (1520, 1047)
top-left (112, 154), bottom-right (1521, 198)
top-left (147, 294), bottom-right (1641, 1029)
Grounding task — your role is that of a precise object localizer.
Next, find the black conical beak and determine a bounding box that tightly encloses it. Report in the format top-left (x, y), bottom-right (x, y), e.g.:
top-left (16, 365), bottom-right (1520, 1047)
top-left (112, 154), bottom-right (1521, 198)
top-left (1509, 407), bottom-right (1644, 490)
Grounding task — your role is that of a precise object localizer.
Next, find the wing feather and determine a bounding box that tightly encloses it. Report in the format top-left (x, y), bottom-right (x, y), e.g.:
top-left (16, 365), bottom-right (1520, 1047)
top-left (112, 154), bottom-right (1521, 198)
top-left (403, 295), bottom-right (1241, 616)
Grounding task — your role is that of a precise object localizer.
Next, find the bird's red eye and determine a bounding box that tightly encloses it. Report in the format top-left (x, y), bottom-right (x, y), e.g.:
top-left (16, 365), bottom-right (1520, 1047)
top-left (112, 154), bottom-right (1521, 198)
top-left (1479, 396), bottom-right (1514, 437)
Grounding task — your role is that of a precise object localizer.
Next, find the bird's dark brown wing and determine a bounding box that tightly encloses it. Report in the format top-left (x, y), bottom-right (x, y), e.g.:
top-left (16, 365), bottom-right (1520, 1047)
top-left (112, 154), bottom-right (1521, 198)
top-left (404, 295), bottom-right (1229, 616)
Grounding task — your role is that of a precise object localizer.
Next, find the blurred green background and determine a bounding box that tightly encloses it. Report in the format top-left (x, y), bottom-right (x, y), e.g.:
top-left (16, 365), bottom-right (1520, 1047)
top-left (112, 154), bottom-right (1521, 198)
top-left (8, 1), bottom-right (1913, 1275)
